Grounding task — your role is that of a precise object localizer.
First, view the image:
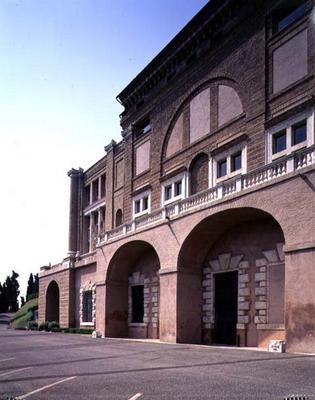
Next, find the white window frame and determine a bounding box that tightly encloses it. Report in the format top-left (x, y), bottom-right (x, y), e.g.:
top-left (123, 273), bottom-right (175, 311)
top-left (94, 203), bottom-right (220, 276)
top-left (209, 142), bottom-right (247, 187)
top-left (161, 172), bottom-right (188, 206)
top-left (266, 109), bottom-right (314, 163)
top-left (132, 190), bottom-right (151, 218)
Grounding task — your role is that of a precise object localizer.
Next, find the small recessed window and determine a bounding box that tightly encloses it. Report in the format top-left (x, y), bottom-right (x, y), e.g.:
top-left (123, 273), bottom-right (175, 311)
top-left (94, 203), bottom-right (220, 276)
top-left (135, 200), bottom-right (141, 214)
top-left (142, 196), bottom-right (148, 211)
top-left (273, 131), bottom-right (287, 154)
top-left (292, 121), bottom-right (307, 146)
top-left (174, 180), bottom-right (182, 197)
top-left (217, 159), bottom-right (227, 178)
top-left (165, 185), bottom-right (172, 201)
top-left (82, 291), bottom-right (93, 323)
top-left (273, 1), bottom-right (306, 33)
top-left (231, 152), bottom-right (242, 172)
top-left (132, 285), bottom-right (144, 323)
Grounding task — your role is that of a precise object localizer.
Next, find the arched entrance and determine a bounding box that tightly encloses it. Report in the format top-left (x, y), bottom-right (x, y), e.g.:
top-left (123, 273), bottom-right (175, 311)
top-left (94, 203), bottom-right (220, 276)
top-left (45, 281), bottom-right (60, 323)
top-left (177, 207), bottom-right (285, 347)
top-left (105, 240), bottom-right (160, 339)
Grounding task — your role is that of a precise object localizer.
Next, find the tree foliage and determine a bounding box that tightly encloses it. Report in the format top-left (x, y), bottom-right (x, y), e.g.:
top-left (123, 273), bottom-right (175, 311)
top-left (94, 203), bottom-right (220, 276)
top-left (26, 273), bottom-right (39, 301)
top-left (0, 270), bottom-right (20, 312)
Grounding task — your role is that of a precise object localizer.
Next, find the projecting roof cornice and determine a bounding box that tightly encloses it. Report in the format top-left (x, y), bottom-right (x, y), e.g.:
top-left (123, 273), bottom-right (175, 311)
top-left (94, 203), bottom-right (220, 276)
top-left (116, 0), bottom-right (256, 114)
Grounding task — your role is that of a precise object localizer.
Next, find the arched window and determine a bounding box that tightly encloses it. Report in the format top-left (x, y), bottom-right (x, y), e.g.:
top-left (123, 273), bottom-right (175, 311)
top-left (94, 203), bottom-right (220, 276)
top-left (189, 154), bottom-right (209, 195)
top-left (115, 209), bottom-right (123, 227)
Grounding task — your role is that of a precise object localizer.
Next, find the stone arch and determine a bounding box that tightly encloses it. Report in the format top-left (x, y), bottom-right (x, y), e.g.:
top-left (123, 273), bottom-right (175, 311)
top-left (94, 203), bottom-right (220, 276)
top-left (189, 153), bottom-right (209, 195)
top-left (161, 77), bottom-right (243, 161)
top-left (45, 280), bottom-right (60, 323)
top-left (176, 207), bottom-right (285, 347)
top-left (105, 240), bottom-right (161, 339)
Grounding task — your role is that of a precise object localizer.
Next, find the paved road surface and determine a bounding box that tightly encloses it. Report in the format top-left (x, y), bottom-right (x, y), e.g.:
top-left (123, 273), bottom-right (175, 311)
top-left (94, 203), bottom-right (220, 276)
top-left (0, 329), bottom-right (314, 399)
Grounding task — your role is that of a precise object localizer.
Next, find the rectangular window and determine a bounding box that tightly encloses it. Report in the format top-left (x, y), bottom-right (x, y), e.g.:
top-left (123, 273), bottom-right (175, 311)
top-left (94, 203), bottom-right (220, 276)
top-left (272, 131), bottom-right (287, 154)
top-left (84, 185), bottom-right (90, 207)
top-left (92, 180), bottom-right (99, 202)
top-left (164, 185), bottom-right (172, 201)
top-left (82, 291), bottom-right (93, 322)
top-left (131, 285), bottom-right (144, 323)
top-left (274, 2), bottom-right (306, 33)
top-left (292, 121), bottom-right (307, 146)
top-left (174, 180), bottom-right (182, 197)
top-left (217, 159), bottom-right (227, 178)
top-left (142, 196), bottom-right (148, 211)
top-left (135, 200), bottom-right (141, 214)
top-left (231, 152), bottom-right (242, 172)
top-left (100, 174), bottom-right (106, 198)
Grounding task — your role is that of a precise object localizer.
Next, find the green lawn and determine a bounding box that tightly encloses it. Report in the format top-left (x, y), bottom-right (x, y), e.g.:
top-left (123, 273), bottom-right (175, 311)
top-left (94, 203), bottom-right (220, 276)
top-left (10, 297), bottom-right (38, 329)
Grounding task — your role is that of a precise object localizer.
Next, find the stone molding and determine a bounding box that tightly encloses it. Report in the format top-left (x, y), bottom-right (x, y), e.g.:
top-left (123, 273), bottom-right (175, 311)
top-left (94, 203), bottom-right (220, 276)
top-left (128, 271), bottom-right (159, 328)
top-left (202, 253), bottom-right (248, 330)
top-left (79, 282), bottom-right (96, 326)
top-left (254, 243), bottom-right (285, 326)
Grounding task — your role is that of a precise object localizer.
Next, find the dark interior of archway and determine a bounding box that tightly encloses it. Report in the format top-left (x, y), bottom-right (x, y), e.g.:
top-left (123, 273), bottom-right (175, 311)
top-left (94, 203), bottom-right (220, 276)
top-left (107, 241), bottom-right (160, 283)
top-left (46, 281), bottom-right (60, 323)
top-left (178, 208), bottom-right (285, 271)
top-left (105, 241), bottom-right (160, 338)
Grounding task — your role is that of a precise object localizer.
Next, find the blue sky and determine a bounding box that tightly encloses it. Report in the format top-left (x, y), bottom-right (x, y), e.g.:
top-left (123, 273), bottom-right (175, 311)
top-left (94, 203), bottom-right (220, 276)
top-left (0, 0), bottom-right (207, 297)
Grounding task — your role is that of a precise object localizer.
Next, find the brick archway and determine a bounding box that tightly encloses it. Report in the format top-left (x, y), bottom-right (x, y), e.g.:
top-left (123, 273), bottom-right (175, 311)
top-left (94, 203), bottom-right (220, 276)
top-left (176, 207), bottom-right (285, 347)
top-left (105, 240), bottom-right (160, 339)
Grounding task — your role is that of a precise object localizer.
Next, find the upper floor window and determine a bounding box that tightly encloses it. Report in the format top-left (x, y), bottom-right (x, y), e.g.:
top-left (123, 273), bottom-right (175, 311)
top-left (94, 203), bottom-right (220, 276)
top-left (161, 172), bottom-right (187, 206)
top-left (134, 117), bottom-right (151, 139)
top-left (210, 143), bottom-right (247, 187)
top-left (266, 109), bottom-right (314, 162)
top-left (273, 1), bottom-right (306, 34)
top-left (133, 190), bottom-right (151, 218)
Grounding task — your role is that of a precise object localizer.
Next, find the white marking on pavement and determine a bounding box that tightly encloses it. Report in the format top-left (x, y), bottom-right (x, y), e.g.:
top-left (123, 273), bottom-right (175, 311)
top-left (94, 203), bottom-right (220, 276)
top-left (128, 394), bottom-right (143, 400)
top-left (0, 367), bottom-right (31, 377)
top-left (16, 376), bottom-right (77, 399)
top-left (0, 357), bottom-right (15, 363)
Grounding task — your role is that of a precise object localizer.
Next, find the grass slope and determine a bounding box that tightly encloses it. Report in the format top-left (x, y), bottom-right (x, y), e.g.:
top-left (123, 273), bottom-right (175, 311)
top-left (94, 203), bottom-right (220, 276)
top-left (10, 297), bottom-right (38, 329)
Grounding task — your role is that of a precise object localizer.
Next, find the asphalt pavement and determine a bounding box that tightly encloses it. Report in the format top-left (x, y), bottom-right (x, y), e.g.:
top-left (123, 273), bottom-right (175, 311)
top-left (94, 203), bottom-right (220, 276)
top-left (0, 328), bottom-right (314, 399)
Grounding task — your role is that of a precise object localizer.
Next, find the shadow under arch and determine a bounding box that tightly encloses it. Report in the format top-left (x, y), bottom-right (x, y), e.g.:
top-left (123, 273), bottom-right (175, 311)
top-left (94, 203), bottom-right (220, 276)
top-left (176, 207), bottom-right (285, 346)
top-left (45, 280), bottom-right (60, 323)
top-left (105, 240), bottom-right (161, 339)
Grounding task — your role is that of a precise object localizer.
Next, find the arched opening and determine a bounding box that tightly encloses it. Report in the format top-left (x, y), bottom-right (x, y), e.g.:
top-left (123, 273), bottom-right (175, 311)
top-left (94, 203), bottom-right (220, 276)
top-left (189, 153), bottom-right (209, 195)
top-left (177, 207), bottom-right (285, 347)
top-left (105, 240), bottom-right (160, 339)
top-left (45, 281), bottom-right (60, 323)
top-left (115, 209), bottom-right (123, 227)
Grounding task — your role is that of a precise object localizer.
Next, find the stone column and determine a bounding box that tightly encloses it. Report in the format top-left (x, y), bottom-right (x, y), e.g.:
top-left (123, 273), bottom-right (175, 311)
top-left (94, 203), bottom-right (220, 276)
top-left (67, 168), bottom-right (83, 256)
top-left (104, 140), bottom-right (116, 231)
top-left (159, 270), bottom-right (178, 343)
top-left (285, 245), bottom-right (315, 353)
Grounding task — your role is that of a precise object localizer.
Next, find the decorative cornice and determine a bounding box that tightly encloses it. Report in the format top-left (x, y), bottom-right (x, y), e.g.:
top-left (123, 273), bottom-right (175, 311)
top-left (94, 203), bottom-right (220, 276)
top-left (116, 0), bottom-right (255, 113)
top-left (67, 168), bottom-right (84, 178)
top-left (104, 139), bottom-right (117, 154)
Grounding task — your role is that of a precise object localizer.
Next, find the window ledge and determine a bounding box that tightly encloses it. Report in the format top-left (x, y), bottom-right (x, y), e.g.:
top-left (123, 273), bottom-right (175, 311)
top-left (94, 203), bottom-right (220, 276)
top-left (80, 322), bottom-right (94, 326)
top-left (128, 323), bottom-right (147, 327)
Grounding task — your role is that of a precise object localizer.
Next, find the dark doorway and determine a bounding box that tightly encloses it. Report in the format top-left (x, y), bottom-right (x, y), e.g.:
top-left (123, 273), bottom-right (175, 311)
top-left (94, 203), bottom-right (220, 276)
top-left (131, 285), bottom-right (144, 323)
top-left (214, 271), bottom-right (238, 345)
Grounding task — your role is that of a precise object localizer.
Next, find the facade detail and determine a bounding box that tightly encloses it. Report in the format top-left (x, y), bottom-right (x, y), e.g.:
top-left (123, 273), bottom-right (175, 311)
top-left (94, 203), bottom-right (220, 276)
top-left (39, 0), bottom-right (315, 353)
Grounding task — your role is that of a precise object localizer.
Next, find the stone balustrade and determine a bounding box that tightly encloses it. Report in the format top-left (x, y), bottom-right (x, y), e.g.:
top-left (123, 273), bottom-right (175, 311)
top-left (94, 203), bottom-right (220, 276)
top-left (99, 145), bottom-right (315, 244)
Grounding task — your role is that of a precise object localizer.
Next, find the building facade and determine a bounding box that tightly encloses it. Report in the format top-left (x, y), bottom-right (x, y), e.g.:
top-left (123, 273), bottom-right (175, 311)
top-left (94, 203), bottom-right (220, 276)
top-left (39, 0), bottom-right (315, 353)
